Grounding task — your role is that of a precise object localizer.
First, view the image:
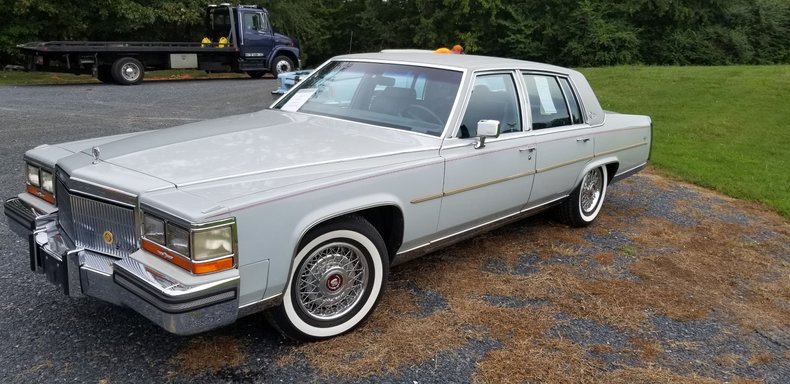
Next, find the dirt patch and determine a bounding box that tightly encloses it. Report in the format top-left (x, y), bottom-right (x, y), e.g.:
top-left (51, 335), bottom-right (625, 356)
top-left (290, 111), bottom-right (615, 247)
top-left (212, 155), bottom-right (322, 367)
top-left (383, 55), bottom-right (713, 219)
top-left (276, 170), bottom-right (789, 382)
top-left (169, 335), bottom-right (247, 376)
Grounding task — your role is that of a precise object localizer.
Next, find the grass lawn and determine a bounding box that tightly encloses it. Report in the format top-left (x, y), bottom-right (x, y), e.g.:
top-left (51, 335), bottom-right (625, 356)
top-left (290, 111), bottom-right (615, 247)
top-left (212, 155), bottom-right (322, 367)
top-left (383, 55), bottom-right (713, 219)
top-left (580, 65), bottom-right (790, 218)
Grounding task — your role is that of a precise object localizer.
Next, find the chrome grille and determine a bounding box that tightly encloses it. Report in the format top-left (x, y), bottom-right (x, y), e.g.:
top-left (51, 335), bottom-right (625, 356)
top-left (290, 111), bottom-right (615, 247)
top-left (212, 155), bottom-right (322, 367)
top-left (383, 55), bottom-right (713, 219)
top-left (56, 173), bottom-right (137, 258)
top-left (56, 177), bottom-right (74, 238)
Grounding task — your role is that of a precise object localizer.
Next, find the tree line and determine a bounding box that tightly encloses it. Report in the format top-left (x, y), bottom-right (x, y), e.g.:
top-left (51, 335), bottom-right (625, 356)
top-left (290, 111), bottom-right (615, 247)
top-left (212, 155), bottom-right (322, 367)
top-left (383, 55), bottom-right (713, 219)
top-left (1, 0), bottom-right (787, 67)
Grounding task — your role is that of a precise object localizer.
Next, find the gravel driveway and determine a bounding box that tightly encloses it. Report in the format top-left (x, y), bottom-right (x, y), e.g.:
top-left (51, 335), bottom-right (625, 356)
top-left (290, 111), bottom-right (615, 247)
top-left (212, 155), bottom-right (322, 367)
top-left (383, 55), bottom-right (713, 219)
top-left (0, 80), bottom-right (787, 383)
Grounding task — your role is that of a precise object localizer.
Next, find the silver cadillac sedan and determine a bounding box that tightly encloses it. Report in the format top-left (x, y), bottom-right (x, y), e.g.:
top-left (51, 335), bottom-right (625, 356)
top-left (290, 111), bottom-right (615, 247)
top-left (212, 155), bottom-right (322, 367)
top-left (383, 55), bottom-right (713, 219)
top-left (4, 51), bottom-right (652, 340)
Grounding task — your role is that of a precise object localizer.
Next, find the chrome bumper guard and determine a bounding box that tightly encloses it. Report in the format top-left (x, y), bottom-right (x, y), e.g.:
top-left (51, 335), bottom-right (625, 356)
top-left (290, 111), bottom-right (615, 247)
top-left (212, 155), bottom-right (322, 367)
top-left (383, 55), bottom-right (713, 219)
top-left (3, 197), bottom-right (240, 335)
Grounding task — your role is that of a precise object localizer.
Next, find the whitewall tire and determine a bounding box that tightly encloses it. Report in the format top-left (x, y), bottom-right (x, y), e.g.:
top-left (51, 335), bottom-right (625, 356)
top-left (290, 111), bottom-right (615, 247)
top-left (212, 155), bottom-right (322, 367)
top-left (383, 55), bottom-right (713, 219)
top-left (558, 165), bottom-right (608, 227)
top-left (268, 215), bottom-right (388, 340)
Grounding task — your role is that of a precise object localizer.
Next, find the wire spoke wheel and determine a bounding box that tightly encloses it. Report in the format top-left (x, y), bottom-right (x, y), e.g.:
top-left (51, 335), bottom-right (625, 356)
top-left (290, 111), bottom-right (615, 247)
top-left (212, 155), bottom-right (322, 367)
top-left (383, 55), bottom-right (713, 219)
top-left (296, 242), bottom-right (369, 321)
top-left (580, 168), bottom-right (603, 214)
top-left (556, 165), bottom-right (608, 227)
top-left (269, 215), bottom-right (389, 340)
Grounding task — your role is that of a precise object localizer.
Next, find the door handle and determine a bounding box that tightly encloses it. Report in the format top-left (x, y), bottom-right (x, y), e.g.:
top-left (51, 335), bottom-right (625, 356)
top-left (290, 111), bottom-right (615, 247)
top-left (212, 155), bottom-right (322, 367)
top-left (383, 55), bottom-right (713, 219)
top-left (576, 137), bottom-right (591, 143)
top-left (519, 146), bottom-right (536, 159)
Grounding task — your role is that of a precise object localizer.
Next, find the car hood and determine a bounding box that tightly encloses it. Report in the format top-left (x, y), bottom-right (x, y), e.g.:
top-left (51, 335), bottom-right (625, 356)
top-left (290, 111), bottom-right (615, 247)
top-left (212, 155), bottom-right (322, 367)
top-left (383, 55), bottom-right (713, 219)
top-left (67, 109), bottom-right (439, 187)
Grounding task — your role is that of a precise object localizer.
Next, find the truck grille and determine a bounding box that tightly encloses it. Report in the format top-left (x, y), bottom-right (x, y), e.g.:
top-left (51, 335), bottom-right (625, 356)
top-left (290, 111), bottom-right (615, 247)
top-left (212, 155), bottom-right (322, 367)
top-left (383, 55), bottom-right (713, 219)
top-left (56, 176), bottom-right (137, 258)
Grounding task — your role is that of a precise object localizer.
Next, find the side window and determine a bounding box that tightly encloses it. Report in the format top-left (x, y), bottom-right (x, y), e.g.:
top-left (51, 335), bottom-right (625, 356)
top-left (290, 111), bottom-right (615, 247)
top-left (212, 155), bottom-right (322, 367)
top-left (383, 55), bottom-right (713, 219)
top-left (523, 74), bottom-right (571, 129)
top-left (459, 73), bottom-right (522, 138)
top-left (259, 13), bottom-right (270, 32)
top-left (559, 78), bottom-right (583, 125)
top-left (243, 13), bottom-right (262, 31)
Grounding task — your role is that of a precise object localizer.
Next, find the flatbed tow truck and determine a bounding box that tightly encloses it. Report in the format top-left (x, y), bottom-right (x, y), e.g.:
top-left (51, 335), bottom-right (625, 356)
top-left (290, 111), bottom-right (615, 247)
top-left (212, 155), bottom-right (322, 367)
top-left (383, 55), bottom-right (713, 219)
top-left (16, 4), bottom-right (300, 85)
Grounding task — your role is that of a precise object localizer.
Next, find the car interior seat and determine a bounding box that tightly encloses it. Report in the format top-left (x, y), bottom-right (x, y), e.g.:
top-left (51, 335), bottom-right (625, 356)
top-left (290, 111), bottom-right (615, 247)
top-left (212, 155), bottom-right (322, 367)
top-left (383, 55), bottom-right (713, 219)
top-left (369, 86), bottom-right (417, 116)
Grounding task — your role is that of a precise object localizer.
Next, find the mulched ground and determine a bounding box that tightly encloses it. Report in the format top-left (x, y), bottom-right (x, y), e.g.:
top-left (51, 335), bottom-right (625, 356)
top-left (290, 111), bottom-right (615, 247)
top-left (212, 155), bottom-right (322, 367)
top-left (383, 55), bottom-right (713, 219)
top-left (168, 169), bottom-right (789, 383)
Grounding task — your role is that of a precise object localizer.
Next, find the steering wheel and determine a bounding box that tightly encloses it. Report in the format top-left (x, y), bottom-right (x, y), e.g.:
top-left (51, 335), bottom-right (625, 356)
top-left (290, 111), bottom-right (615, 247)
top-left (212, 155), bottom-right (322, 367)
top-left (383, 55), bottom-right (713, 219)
top-left (400, 104), bottom-right (444, 125)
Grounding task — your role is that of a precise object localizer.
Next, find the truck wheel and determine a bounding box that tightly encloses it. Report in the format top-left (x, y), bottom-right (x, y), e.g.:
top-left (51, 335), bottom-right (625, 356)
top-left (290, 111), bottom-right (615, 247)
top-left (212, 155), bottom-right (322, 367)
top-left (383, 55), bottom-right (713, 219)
top-left (267, 215), bottom-right (389, 340)
top-left (111, 57), bottom-right (144, 85)
top-left (97, 65), bottom-right (114, 84)
top-left (246, 71), bottom-right (265, 79)
top-left (270, 55), bottom-right (294, 75)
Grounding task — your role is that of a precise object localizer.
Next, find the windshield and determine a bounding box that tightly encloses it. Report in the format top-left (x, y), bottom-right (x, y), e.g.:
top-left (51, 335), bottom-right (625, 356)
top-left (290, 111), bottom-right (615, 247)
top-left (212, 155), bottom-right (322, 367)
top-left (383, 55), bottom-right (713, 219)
top-left (273, 61), bottom-right (463, 137)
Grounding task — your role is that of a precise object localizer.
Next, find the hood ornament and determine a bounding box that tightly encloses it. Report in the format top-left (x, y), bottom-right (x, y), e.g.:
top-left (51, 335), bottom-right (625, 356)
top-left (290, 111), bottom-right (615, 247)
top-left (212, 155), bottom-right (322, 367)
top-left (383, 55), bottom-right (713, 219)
top-left (91, 146), bottom-right (101, 164)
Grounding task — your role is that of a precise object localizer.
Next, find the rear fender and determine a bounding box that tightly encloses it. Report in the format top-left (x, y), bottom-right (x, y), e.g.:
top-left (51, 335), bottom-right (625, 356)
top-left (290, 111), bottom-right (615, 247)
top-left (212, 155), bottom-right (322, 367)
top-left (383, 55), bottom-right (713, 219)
top-left (575, 156), bottom-right (618, 187)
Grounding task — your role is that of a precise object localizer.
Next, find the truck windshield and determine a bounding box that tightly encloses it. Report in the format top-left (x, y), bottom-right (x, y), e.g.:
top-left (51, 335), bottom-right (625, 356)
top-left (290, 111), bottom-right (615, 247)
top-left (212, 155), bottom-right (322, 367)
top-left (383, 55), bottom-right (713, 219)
top-left (273, 61), bottom-right (463, 137)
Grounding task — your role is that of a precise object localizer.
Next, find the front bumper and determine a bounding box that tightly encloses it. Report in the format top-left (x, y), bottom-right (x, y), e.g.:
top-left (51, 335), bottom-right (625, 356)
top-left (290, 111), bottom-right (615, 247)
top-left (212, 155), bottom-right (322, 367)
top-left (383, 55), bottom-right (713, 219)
top-left (3, 196), bottom-right (240, 335)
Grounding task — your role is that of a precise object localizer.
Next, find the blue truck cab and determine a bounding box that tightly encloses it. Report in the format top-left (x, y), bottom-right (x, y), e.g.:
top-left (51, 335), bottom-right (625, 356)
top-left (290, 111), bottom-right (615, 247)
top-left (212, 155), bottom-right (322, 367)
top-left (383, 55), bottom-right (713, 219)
top-left (206, 4), bottom-right (300, 78)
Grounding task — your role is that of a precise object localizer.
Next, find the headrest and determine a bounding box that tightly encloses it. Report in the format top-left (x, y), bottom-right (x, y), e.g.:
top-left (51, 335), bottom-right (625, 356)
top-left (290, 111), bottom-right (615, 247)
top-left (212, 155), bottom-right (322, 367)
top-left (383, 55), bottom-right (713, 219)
top-left (382, 87), bottom-right (416, 100)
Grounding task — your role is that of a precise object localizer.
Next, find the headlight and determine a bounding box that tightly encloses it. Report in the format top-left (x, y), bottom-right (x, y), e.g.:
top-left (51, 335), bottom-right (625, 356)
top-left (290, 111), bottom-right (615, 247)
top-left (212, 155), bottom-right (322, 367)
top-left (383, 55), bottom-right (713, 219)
top-left (24, 162), bottom-right (55, 203)
top-left (166, 223), bottom-right (190, 256)
top-left (143, 213), bottom-right (165, 245)
top-left (192, 226), bottom-right (234, 261)
top-left (26, 164), bottom-right (40, 187)
top-left (140, 208), bottom-right (236, 274)
top-left (40, 169), bottom-right (54, 193)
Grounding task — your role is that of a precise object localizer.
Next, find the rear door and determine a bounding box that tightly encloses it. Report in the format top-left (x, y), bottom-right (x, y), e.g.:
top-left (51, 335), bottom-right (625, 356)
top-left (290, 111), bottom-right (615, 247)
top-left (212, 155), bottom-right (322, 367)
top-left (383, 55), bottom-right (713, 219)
top-left (522, 73), bottom-right (594, 208)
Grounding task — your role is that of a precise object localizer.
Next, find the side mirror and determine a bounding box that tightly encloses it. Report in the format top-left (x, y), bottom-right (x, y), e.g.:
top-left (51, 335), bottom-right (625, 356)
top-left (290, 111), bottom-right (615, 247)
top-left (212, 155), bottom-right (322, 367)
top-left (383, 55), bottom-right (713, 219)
top-left (475, 120), bottom-right (500, 149)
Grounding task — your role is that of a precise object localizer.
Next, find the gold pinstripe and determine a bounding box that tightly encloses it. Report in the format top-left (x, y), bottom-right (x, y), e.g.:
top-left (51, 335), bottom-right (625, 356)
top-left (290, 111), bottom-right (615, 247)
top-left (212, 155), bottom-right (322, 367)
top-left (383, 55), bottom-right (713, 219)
top-left (411, 140), bottom-right (647, 204)
top-left (411, 170), bottom-right (536, 204)
top-left (595, 141), bottom-right (648, 157)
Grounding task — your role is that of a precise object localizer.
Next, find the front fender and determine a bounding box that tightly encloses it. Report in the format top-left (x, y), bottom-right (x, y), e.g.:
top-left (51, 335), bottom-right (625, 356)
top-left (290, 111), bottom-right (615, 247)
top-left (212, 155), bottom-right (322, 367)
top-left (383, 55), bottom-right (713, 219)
top-left (291, 194), bottom-right (405, 257)
top-left (267, 47), bottom-right (301, 69)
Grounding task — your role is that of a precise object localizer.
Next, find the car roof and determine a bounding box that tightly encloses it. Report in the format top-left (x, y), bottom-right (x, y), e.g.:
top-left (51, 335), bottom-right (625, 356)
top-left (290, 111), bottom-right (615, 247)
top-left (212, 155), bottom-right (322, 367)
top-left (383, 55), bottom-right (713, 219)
top-left (333, 50), bottom-right (575, 74)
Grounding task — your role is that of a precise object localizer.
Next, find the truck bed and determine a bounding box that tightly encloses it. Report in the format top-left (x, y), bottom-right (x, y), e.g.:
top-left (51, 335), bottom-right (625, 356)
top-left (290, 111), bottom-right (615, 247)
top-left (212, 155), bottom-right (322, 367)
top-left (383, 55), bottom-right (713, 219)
top-left (18, 41), bottom-right (238, 54)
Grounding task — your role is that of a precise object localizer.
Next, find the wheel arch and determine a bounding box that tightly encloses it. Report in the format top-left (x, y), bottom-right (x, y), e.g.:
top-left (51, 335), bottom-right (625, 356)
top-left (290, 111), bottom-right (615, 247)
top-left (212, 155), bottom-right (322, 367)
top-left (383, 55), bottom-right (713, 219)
top-left (577, 157), bottom-right (619, 187)
top-left (294, 203), bottom-right (405, 265)
top-left (267, 48), bottom-right (300, 71)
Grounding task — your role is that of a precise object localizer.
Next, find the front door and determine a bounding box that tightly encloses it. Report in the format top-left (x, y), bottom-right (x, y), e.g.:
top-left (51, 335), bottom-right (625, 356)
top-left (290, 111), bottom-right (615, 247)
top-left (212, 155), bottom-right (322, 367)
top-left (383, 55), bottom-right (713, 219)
top-left (240, 10), bottom-right (273, 61)
top-left (437, 72), bottom-right (536, 235)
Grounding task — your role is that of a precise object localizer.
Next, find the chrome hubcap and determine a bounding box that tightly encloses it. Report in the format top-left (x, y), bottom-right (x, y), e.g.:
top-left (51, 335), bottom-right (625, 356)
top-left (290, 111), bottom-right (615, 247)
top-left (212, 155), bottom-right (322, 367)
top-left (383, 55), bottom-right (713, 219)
top-left (296, 242), bottom-right (369, 321)
top-left (276, 60), bottom-right (291, 74)
top-left (580, 168), bottom-right (603, 214)
top-left (121, 63), bottom-right (140, 81)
